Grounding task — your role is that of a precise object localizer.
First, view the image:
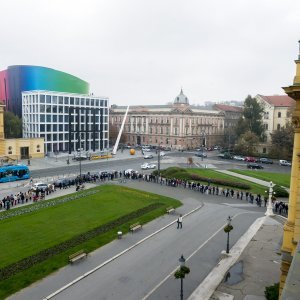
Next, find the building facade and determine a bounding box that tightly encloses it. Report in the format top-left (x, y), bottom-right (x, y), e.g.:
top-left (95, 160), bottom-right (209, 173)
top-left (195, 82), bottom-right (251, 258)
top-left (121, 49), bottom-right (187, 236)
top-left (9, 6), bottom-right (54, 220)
top-left (255, 94), bottom-right (295, 142)
top-left (280, 45), bottom-right (300, 298)
top-left (110, 89), bottom-right (225, 150)
top-left (22, 91), bottom-right (109, 154)
top-left (0, 104), bottom-right (44, 160)
top-left (213, 104), bottom-right (243, 147)
top-left (0, 65), bottom-right (89, 117)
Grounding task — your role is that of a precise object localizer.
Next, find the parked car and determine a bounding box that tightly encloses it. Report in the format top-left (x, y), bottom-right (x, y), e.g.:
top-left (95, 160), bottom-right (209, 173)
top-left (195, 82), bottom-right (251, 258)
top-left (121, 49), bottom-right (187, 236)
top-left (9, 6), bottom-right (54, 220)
top-left (144, 154), bottom-right (154, 159)
top-left (244, 156), bottom-right (257, 162)
top-left (54, 178), bottom-right (71, 187)
top-left (233, 155), bottom-right (245, 161)
top-left (279, 160), bottom-right (292, 166)
top-left (142, 148), bottom-right (151, 152)
top-left (32, 182), bottom-right (49, 191)
top-left (195, 152), bottom-right (207, 158)
top-left (159, 151), bottom-right (166, 157)
top-left (247, 163), bottom-right (264, 169)
top-left (141, 163), bottom-right (156, 170)
top-left (258, 158), bottom-right (273, 164)
top-left (218, 152), bottom-right (232, 159)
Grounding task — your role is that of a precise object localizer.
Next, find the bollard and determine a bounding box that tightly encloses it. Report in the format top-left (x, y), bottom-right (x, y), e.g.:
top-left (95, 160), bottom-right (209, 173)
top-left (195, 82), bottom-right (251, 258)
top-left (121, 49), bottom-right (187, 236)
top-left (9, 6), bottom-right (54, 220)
top-left (117, 231), bottom-right (122, 239)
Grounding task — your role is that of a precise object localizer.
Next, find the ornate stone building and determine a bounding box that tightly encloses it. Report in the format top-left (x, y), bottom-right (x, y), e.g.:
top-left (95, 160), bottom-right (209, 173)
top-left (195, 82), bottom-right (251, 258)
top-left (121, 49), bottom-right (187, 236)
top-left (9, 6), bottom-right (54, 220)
top-left (110, 89), bottom-right (225, 150)
top-left (280, 44), bottom-right (300, 298)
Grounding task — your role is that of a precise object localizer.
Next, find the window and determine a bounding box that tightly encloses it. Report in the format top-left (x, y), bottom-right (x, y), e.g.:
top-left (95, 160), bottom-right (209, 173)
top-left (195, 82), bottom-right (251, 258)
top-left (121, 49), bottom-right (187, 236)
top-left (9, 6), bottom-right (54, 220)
top-left (46, 95), bottom-right (51, 103)
top-left (37, 144), bottom-right (40, 153)
top-left (278, 112), bottom-right (281, 118)
top-left (40, 124), bottom-right (45, 132)
top-left (160, 127), bottom-right (163, 134)
top-left (277, 124), bottom-right (280, 130)
top-left (287, 111), bottom-right (291, 118)
top-left (40, 95), bottom-right (45, 103)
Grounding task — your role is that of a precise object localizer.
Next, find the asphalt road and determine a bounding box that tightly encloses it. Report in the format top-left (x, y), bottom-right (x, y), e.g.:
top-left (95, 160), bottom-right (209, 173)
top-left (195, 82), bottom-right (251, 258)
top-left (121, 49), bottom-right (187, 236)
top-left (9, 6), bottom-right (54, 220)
top-left (30, 150), bottom-right (291, 179)
top-left (50, 201), bottom-right (262, 300)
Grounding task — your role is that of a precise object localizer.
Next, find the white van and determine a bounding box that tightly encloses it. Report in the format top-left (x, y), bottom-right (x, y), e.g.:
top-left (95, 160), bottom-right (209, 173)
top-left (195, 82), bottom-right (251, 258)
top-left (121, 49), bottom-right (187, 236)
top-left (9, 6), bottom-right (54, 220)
top-left (279, 160), bottom-right (291, 166)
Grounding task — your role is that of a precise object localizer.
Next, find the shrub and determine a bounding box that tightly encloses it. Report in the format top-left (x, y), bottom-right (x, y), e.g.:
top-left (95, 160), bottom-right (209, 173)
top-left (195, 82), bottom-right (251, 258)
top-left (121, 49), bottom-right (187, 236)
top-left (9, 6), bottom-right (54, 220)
top-left (264, 282), bottom-right (279, 300)
top-left (273, 185), bottom-right (289, 198)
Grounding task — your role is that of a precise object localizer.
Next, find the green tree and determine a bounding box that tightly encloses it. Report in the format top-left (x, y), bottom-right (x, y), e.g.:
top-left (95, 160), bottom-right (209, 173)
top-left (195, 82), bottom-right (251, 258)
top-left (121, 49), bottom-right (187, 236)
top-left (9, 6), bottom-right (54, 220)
top-left (4, 111), bottom-right (22, 138)
top-left (234, 131), bottom-right (260, 155)
top-left (269, 124), bottom-right (294, 159)
top-left (235, 95), bottom-right (265, 140)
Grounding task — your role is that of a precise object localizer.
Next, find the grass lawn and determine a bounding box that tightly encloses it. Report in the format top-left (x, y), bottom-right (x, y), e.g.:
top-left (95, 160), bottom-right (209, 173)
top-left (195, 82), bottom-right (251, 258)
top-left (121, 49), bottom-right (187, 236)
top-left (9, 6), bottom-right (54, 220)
top-left (0, 185), bottom-right (181, 299)
top-left (228, 169), bottom-right (291, 188)
top-left (180, 168), bottom-right (267, 195)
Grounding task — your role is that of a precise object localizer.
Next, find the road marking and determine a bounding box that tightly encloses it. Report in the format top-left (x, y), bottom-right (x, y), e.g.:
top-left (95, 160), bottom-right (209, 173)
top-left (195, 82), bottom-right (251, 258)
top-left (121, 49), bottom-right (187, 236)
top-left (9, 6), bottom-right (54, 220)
top-left (141, 211), bottom-right (259, 300)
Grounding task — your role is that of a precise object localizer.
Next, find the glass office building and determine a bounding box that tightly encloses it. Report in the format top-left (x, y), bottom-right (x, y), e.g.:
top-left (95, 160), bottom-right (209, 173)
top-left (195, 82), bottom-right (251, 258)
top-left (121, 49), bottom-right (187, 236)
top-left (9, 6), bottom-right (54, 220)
top-left (22, 91), bottom-right (109, 154)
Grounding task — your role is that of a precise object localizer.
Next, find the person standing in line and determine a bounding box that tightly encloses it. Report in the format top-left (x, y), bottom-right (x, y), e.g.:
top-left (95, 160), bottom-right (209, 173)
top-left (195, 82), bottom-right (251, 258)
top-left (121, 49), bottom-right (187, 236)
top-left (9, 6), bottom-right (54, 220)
top-left (177, 214), bottom-right (183, 229)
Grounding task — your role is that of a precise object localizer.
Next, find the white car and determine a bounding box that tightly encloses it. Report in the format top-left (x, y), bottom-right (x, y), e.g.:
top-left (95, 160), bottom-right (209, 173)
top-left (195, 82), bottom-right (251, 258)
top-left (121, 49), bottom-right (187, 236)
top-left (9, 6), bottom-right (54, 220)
top-left (144, 154), bottom-right (154, 159)
top-left (159, 151), bottom-right (166, 157)
top-left (233, 155), bottom-right (245, 161)
top-left (141, 163), bottom-right (156, 170)
top-left (32, 182), bottom-right (49, 191)
top-left (142, 148), bottom-right (151, 152)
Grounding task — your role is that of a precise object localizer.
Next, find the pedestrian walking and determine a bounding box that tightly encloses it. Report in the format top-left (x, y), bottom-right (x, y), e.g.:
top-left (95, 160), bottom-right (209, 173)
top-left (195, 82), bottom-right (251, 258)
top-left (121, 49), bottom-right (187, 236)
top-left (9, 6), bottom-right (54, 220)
top-left (177, 214), bottom-right (183, 229)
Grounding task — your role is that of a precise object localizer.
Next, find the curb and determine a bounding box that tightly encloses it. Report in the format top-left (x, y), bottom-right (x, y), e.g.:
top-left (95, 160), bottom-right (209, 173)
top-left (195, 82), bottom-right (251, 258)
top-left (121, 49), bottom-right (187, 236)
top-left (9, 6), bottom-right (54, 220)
top-left (187, 216), bottom-right (266, 300)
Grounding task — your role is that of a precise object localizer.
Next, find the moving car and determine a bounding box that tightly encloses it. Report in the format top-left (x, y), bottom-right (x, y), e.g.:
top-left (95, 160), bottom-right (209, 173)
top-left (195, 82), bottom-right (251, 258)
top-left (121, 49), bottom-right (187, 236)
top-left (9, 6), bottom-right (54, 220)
top-left (144, 154), bottom-right (154, 159)
top-left (141, 163), bottom-right (156, 170)
top-left (195, 152), bottom-right (207, 158)
top-left (258, 158), bottom-right (273, 164)
top-left (279, 160), bottom-right (291, 166)
top-left (247, 163), bottom-right (264, 169)
top-left (159, 151), bottom-right (166, 157)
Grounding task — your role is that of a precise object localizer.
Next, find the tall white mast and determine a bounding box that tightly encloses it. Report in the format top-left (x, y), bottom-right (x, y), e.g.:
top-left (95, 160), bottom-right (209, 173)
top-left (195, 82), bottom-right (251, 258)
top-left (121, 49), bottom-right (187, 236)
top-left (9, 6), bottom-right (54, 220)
top-left (112, 105), bottom-right (129, 155)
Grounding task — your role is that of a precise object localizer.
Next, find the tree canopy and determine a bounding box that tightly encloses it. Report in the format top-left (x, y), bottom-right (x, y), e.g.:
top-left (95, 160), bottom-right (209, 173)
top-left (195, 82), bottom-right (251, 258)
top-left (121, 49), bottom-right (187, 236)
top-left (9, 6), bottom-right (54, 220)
top-left (235, 95), bottom-right (265, 140)
top-left (269, 124), bottom-right (294, 159)
top-left (4, 111), bottom-right (22, 138)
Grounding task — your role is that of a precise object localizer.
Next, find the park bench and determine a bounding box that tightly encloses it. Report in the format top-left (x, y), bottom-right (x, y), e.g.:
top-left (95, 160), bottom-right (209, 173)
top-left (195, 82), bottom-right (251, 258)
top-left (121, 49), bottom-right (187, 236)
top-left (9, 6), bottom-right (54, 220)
top-left (69, 249), bottom-right (87, 264)
top-left (130, 222), bottom-right (142, 233)
top-left (166, 206), bottom-right (175, 214)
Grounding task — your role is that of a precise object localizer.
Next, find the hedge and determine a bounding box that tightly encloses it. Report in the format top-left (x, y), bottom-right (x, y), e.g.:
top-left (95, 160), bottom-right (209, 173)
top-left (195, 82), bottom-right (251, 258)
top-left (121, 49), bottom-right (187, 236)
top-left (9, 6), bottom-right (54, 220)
top-left (156, 167), bottom-right (251, 190)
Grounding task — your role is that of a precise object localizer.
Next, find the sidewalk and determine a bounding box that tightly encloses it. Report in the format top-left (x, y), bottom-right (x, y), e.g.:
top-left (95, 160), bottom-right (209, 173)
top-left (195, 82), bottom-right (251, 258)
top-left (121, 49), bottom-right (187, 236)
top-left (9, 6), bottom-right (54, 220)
top-left (190, 216), bottom-right (284, 300)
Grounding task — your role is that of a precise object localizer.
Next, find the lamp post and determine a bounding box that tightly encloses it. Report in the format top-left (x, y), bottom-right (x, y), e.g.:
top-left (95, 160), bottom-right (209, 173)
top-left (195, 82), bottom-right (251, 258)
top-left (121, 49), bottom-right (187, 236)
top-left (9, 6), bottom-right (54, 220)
top-left (265, 181), bottom-right (275, 216)
top-left (78, 148), bottom-right (82, 179)
top-left (174, 254), bottom-right (190, 300)
top-left (157, 143), bottom-right (161, 183)
top-left (200, 131), bottom-right (206, 161)
top-left (224, 216), bottom-right (233, 254)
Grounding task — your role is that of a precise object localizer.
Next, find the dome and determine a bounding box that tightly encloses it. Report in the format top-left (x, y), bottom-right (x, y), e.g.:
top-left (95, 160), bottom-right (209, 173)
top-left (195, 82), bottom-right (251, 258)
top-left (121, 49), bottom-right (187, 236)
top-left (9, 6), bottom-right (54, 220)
top-left (174, 88), bottom-right (189, 105)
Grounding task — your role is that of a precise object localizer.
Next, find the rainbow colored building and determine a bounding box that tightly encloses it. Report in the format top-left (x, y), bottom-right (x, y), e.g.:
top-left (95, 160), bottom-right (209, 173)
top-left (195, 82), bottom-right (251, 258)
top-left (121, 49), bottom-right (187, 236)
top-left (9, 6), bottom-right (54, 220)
top-left (0, 65), bottom-right (89, 116)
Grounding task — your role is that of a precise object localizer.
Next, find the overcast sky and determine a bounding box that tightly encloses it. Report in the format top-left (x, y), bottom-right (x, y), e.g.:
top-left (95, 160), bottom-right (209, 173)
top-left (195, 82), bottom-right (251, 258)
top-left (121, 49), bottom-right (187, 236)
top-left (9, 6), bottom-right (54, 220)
top-left (1, 0), bottom-right (299, 106)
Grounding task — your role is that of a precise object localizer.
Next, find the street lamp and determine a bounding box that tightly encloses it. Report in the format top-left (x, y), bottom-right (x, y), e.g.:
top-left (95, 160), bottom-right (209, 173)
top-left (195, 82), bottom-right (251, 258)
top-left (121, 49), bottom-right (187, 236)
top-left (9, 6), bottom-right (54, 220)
top-left (265, 181), bottom-right (275, 216)
top-left (157, 143), bottom-right (161, 183)
top-left (224, 216), bottom-right (233, 254)
top-left (200, 131), bottom-right (206, 161)
top-left (78, 148), bottom-right (82, 179)
top-left (174, 254), bottom-right (190, 300)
